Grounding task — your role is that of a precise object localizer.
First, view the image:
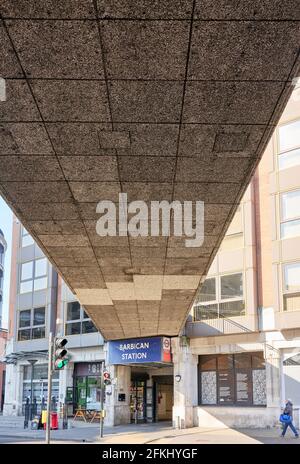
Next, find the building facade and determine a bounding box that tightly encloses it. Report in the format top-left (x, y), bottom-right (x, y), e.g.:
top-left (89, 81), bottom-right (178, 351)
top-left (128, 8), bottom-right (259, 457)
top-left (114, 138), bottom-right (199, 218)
top-left (3, 219), bottom-right (174, 423)
top-left (0, 229), bottom-right (8, 411)
top-left (0, 328), bottom-right (7, 412)
top-left (172, 85), bottom-right (300, 429)
top-left (84, 86), bottom-right (300, 430)
top-left (0, 228), bottom-right (7, 328)
top-left (3, 217), bottom-right (105, 416)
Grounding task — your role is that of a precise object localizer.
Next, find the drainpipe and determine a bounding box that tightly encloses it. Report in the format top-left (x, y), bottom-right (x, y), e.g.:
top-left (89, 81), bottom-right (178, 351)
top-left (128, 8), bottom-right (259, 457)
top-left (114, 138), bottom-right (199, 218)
top-left (252, 174), bottom-right (262, 332)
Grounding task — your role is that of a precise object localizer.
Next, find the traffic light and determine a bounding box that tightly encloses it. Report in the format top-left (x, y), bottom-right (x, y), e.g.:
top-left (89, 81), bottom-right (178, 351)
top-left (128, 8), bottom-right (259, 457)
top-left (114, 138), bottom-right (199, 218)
top-left (103, 370), bottom-right (111, 386)
top-left (54, 338), bottom-right (69, 370)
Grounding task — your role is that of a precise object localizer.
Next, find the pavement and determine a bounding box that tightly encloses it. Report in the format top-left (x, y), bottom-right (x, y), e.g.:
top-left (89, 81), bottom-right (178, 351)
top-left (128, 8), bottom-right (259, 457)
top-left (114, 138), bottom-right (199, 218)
top-left (0, 415), bottom-right (299, 444)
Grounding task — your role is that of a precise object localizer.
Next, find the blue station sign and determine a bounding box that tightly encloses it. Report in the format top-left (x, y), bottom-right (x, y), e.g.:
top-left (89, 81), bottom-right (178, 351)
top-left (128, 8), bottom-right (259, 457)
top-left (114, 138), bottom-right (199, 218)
top-left (108, 336), bottom-right (171, 365)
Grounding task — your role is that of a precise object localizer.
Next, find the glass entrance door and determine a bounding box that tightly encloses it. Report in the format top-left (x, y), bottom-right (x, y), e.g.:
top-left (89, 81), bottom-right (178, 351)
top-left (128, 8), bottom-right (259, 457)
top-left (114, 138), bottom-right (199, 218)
top-left (74, 376), bottom-right (101, 411)
top-left (130, 380), bottom-right (146, 423)
top-left (75, 376), bottom-right (87, 409)
top-left (86, 377), bottom-right (101, 410)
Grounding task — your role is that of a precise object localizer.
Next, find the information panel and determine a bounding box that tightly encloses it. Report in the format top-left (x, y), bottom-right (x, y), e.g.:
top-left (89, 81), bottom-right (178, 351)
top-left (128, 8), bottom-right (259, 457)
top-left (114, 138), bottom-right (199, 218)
top-left (218, 371), bottom-right (234, 404)
top-left (236, 371), bottom-right (250, 403)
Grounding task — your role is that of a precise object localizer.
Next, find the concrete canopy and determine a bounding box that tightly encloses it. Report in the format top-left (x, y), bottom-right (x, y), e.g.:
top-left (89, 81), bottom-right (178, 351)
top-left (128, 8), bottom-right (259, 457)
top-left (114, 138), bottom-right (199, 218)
top-left (0, 1), bottom-right (299, 340)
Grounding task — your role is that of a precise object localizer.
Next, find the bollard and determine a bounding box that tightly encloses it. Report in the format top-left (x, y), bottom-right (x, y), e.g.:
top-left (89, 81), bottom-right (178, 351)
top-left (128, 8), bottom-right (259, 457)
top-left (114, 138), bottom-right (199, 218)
top-left (62, 398), bottom-right (68, 430)
top-left (32, 398), bottom-right (37, 417)
top-left (24, 398), bottom-right (30, 429)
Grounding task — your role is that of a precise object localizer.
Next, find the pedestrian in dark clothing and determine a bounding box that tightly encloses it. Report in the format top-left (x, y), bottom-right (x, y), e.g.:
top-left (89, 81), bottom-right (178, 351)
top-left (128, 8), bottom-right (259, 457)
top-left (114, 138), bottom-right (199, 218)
top-left (281, 399), bottom-right (299, 438)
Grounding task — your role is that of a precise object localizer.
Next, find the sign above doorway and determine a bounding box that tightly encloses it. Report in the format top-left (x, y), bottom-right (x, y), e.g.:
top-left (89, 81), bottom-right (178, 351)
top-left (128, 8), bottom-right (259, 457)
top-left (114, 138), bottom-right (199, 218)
top-left (108, 337), bottom-right (172, 365)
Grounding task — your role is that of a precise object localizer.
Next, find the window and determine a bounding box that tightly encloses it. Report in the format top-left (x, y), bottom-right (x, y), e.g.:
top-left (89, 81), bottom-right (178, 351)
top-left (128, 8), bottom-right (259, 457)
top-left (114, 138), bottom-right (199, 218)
top-left (279, 120), bottom-right (300, 153)
top-left (225, 206), bottom-right (243, 236)
top-left (283, 353), bottom-right (300, 366)
top-left (18, 307), bottom-right (46, 341)
top-left (19, 258), bottom-right (47, 294)
top-left (194, 273), bottom-right (245, 320)
top-left (278, 120), bottom-right (300, 170)
top-left (196, 278), bottom-right (216, 302)
top-left (34, 277), bottom-right (48, 291)
top-left (22, 364), bottom-right (59, 414)
top-left (21, 227), bottom-right (34, 248)
top-left (67, 301), bottom-right (81, 321)
top-left (284, 263), bottom-right (300, 292)
top-left (199, 352), bottom-right (266, 406)
top-left (220, 206), bottom-right (243, 250)
top-left (19, 309), bottom-right (31, 328)
top-left (35, 259), bottom-right (47, 277)
top-left (281, 190), bottom-right (300, 239)
top-left (281, 190), bottom-right (300, 221)
top-left (65, 302), bottom-right (97, 335)
top-left (0, 244), bottom-right (4, 265)
top-left (279, 147), bottom-right (300, 171)
top-left (283, 263), bottom-right (300, 312)
top-left (221, 273), bottom-right (243, 299)
top-left (219, 234), bottom-right (244, 251)
top-left (21, 261), bottom-right (33, 281)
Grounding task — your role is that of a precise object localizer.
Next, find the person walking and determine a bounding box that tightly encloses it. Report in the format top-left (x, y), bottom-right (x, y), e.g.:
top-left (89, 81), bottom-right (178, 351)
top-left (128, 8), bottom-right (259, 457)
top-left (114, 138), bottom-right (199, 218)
top-left (281, 399), bottom-right (299, 438)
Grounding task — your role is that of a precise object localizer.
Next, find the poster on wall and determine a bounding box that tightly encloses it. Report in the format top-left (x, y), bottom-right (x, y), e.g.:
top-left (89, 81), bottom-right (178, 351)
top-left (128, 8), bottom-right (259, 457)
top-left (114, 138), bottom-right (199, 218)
top-left (236, 370), bottom-right (252, 404)
top-left (201, 371), bottom-right (217, 404)
top-left (218, 371), bottom-right (234, 404)
top-left (252, 369), bottom-right (267, 405)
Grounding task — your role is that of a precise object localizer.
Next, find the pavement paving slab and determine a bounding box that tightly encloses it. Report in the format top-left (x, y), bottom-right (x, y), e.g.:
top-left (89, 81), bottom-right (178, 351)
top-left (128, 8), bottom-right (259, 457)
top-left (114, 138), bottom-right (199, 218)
top-left (0, 416), bottom-right (299, 444)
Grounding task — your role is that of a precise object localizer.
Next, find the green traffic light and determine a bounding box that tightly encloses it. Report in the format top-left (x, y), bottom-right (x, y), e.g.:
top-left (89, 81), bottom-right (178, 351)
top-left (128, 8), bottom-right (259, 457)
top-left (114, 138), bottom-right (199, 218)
top-left (56, 358), bottom-right (69, 369)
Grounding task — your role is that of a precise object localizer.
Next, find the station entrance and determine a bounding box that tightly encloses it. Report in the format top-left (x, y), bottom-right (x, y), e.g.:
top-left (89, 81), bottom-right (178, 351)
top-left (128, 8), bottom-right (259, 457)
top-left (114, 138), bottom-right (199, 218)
top-left (129, 368), bottom-right (173, 423)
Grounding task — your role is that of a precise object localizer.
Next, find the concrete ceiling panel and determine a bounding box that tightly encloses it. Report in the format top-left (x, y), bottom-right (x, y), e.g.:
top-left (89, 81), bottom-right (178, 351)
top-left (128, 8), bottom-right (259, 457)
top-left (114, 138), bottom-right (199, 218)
top-left (0, 1), bottom-right (299, 339)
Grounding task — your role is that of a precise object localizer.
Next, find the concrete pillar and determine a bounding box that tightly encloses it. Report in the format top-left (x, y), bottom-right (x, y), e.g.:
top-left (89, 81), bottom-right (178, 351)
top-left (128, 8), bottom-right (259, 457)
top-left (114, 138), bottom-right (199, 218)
top-left (105, 364), bottom-right (131, 426)
top-left (3, 362), bottom-right (24, 416)
top-left (264, 344), bottom-right (281, 422)
top-left (3, 363), bottom-right (17, 416)
top-left (172, 337), bottom-right (198, 429)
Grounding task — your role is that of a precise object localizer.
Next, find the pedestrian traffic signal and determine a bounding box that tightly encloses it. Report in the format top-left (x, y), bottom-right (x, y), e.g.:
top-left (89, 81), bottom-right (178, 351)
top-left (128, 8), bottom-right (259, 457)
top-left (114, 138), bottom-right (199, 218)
top-left (103, 370), bottom-right (111, 385)
top-left (54, 338), bottom-right (69, 370)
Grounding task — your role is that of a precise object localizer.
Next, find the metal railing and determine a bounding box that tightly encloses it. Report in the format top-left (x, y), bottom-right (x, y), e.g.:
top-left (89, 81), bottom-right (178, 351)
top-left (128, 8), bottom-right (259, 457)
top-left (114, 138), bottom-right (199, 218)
top-left (192, 310), bottom-right (252, 335)
top-left (23, 396), bottom-right (58, 428)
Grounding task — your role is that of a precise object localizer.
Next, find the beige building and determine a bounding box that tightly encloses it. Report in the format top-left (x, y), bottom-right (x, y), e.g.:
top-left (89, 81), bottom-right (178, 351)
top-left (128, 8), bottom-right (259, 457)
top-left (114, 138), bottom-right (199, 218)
top-left (172, 85), bottom-right (300, 429)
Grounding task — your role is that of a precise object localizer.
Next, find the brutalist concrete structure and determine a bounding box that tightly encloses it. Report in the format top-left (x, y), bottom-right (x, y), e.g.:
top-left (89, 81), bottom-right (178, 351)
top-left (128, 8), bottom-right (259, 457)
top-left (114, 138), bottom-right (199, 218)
top-left (0, 1), bottom-right (300, 340)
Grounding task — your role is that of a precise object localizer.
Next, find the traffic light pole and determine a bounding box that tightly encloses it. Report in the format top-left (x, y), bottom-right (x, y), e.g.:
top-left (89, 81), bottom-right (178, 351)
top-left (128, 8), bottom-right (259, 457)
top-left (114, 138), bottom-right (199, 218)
top-left (100, 364), bottom-right (104, 438)
top-left (46, 332), bottom-right (54, 444)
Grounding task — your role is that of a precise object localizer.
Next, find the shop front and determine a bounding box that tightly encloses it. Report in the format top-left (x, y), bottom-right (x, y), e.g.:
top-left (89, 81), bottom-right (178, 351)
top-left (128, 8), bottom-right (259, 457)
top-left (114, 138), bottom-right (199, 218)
top-left (71, 362), bottom-right (103, 413)
top-left (22, 362), bottom-right (59, 415)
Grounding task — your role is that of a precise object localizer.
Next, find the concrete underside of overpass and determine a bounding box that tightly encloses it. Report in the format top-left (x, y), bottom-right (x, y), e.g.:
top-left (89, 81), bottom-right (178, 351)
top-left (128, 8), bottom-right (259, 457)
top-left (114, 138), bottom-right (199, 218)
top-left (0, 1), bottom-right (300, 340)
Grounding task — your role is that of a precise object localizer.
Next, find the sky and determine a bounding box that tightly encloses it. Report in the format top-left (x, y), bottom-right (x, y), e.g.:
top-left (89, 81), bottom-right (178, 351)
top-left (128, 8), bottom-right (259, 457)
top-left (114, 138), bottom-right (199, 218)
top-left (0, 195), bottom-right (13, 329)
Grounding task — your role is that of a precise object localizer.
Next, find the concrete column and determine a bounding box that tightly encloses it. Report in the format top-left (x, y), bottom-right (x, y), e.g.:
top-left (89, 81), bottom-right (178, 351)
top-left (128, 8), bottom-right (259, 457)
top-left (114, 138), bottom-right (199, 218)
top-left (172, 337), bottom-right (198, 429)
top-left (264, 344), bottom-right (282, 422)
top-left (3, 363), bottom-right (18, 416)
top-left (105, 364), bottom-right (131, 426)
top-left (3, 362), bottom-right (23, 416)
top-left (16, 363), bottom-right (23, 416)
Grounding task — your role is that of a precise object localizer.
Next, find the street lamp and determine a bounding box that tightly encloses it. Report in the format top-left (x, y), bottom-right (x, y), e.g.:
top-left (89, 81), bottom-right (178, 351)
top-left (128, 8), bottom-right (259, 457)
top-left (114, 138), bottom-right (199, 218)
top-left (27, 359), bottom-right (38, 420)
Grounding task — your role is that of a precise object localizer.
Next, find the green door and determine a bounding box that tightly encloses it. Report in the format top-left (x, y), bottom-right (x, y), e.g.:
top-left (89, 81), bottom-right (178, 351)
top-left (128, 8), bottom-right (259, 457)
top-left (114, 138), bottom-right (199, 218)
top-left (75, 377), bottom-right (87, 409)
